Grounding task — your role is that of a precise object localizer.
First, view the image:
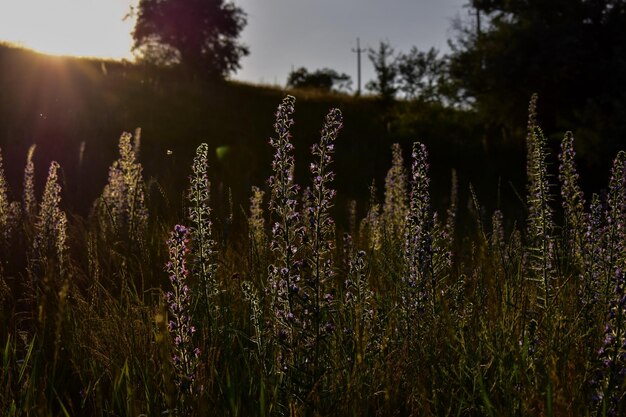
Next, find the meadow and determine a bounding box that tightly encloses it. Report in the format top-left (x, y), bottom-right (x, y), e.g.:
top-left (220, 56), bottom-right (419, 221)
top-left (1, 46), bottom-right (626, 416)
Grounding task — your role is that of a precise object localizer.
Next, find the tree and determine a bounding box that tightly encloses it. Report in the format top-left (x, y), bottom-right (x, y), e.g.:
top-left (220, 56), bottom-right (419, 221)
top-left (449, 0), bottom-right (626, 149)
top-left (366, 41), bottom-right (399, 101)
top-left (396, 47), bottom-right (448, 102)
top-left (286, 67), bottom-right (352, 92)
top-left (132, 0), bottom-right (249, 78)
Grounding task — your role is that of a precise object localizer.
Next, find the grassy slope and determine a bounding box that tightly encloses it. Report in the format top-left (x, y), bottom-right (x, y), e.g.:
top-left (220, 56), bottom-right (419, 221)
top-left (0, 46), bottom-right (374, 212)
top-left (0, 44), bottom-right (523, 225)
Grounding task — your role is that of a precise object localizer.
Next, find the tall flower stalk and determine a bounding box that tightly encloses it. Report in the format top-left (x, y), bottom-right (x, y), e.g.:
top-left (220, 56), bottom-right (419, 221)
top-left (558, 131), bottom-right (585, 268)
top-left (382, 143), bottom-right (408, 244)
top-left (99, 132), bottom-right (148, 239)
top-left (431, 170), bottom-right (458, 283)
top-left (526, 125), bottom-right (555, 311)
top-left (0, 148), bottom-right (10, 247)
top-left (402, 142), bottom-right (434, 323)
top-left (23, 144), bottom-right (37, 218)
top-left (526, 93), bottom-right (539, 180)
top-left (0, 148), bottom-right (16, 297)
top-left (241, 280), bottom-right (265, 370)
top-left (305, 107), bottom-right (342, 382)
top-left (267, 95), bottom-right (302, 377)
top-left (444, 169), bottom-right (458, 254)
top-left (165, 224), bottom-right (200, 398)
top-left (32, 161), bottom-right (68, 281)
top-left (266, 97), bottom-right (343, 408)
top-left (490, 210), bottom-right (507, 280)
top-left (187, 143), bottom-right (218, 326)
top-left (606, 151), bottom-right (626, 281)
top-left (248, 185), bottom-right (266, 253)
top-left (583, 194), bottom-right (607, 311)
top-left (591, 270), bottom-right (626, 417)
top-left (345, 250), bottom-right (375, 365)
top-left (360, 180), bottom-right (381, 251)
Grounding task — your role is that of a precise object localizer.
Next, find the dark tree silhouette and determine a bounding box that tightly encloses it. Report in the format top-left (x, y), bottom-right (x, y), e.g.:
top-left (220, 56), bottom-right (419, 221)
top-left (132, 0), bottom-right (249, 78)
top-left (286, 67), bottom-right (352, 92)
top-left (396, 47), bottom-right (448, 102)
top-left (366, 41), bottom-right (399, 101)
top-left (449, 0), bottom-right (626, 150)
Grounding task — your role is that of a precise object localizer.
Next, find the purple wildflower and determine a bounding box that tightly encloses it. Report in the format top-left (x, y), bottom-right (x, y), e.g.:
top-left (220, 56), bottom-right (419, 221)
top-left (187, 143), bottom-right (219, 325)
top-left (591, 270), bottom-right (626, 415)
top-left (606, 151), bottom-right (626, 280)
top-left (558, 131), bottom-right (586, 265)
top-left (165, 224), bottom-right (199, 396)
top-left (402, 142), bottom-right (434, 322)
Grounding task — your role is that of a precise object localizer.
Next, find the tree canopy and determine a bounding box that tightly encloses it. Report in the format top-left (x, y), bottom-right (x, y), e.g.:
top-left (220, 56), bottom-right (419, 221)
top-left (366, 42), bottom-right (399, 102)
top-left (286, 67), bottom-right (352, 93)
top-left (396, 47), bottom-right (449, 102)
top-left (132, 0), bottom-right (249, 78)
top-left (365, 42), bottom-right (452, 104)
top-left (449, 0), bottom-right (626, 150)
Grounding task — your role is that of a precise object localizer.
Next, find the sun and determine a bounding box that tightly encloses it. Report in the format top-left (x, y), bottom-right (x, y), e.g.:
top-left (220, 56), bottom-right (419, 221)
top-left (0, 0), bottom-right (137, 59)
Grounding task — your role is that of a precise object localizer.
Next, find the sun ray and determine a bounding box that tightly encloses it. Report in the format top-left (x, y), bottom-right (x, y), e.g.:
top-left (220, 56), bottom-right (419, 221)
top-left (0, 0), bottom-right (136, 60)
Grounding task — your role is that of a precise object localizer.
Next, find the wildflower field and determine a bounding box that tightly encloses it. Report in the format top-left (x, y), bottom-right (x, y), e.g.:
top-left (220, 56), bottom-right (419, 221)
top-left (1, 92), bottom-right (626, 416)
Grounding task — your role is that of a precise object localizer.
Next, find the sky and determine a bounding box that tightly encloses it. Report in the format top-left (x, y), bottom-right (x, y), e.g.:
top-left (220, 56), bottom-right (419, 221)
top-left (0, 0), bottom-right (136, 59)
top-left (234, 0), bottom-right (468, 87)
top-left (0, 0), bottom-right (468, 88)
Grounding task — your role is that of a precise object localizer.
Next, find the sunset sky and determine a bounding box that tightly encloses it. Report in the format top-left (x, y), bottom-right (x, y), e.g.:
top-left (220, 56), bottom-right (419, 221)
top-left (0, 0), bottom-right (137, 59)
top-left (0, 0), bottom-right (467, 87)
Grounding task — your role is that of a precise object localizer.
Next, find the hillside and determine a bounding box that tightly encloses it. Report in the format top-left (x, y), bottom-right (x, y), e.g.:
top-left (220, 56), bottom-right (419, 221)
top-left (0, 44), bottom-right (513, 223)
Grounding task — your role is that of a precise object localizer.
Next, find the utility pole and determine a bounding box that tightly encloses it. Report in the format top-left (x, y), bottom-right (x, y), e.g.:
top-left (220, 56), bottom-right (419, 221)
top-left (351, 37), bottom-right (366, 96)
top-left (465, 1), bottom-right (482, 37)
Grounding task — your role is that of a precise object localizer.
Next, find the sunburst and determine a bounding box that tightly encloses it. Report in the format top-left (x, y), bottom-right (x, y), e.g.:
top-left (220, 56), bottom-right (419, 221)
top-left (0, 0), bottom-right (136, 59)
